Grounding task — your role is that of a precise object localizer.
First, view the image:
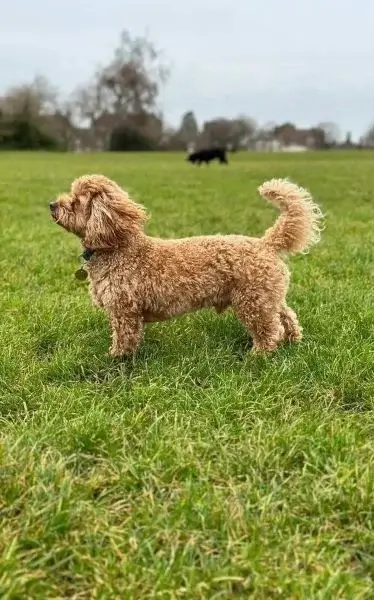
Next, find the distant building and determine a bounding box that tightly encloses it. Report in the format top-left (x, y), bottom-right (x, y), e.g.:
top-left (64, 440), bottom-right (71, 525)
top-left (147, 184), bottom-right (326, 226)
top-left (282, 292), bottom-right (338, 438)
top-left (248, 122), bottom-right (329, 152)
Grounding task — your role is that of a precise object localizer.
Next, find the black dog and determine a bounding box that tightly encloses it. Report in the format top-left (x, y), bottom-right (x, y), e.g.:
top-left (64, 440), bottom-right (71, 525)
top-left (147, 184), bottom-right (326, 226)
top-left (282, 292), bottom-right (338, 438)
top-left (187, 147), bottom-right (228, 165)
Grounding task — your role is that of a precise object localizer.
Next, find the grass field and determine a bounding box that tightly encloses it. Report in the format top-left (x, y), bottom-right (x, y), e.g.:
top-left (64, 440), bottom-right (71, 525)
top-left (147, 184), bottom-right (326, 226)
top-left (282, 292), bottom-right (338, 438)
top-left (0, 150), bottom-right (374, 598)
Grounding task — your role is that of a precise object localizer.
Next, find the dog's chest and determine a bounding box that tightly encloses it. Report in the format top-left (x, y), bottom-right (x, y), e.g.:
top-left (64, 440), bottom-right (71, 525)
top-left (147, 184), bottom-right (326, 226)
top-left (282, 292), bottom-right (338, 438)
top-left (88, 268), bottom-right (120, 308)
top-left (89, 279), bottom-right (110, 308)
top-left (88, 265), bottom-right (134, 309)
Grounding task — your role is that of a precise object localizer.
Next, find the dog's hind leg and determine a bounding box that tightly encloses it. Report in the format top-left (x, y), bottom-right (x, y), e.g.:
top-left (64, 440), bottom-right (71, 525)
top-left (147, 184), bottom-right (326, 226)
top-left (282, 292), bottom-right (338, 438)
top-left (232, 295), bottom-right (284, 353)
top-left (280, 305), bottom-right (302, 343)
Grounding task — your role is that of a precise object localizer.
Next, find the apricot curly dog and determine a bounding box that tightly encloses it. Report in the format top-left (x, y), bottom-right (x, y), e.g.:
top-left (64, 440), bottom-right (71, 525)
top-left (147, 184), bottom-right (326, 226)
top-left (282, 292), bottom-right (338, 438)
top-left (50, 175), bottom-right (322, 356)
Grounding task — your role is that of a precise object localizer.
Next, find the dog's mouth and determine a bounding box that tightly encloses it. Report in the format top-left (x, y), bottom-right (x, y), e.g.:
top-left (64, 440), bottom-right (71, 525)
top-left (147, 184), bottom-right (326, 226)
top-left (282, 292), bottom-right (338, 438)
top-left (50, 207), bottom-right (64, 227)
top-left (51, 212), bottom-right (62, 226)
top-left (50, 202), bottom-right (58, 219)
top-left (50, 202), bottom-right (64, 225)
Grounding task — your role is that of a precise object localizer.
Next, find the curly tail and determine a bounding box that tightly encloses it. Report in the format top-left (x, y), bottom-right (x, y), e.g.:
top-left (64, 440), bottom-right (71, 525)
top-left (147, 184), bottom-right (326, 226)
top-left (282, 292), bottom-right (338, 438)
top-left (258, 178), bottom-right (323, 254)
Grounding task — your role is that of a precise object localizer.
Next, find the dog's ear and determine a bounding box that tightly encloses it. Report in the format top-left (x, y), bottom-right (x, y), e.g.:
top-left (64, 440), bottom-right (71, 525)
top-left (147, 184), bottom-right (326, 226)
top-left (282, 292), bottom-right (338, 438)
top-left (72, 175), bottom-right (147, 250)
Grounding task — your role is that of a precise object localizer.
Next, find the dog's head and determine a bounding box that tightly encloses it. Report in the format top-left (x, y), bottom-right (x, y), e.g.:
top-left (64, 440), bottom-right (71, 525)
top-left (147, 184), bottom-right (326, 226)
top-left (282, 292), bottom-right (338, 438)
top-left (50, 174), bottom-right (147, 249)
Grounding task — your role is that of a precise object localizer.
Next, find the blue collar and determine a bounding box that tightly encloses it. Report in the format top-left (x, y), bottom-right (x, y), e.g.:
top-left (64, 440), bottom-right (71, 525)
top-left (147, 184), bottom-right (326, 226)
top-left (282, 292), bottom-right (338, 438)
top-left (81, 248), bottom-right (95, 261)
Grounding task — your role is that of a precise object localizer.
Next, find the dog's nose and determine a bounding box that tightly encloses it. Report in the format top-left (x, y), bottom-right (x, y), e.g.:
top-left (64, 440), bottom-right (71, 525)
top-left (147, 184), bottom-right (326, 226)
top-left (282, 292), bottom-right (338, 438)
top-left (50, 201), bottom-right (57, 211)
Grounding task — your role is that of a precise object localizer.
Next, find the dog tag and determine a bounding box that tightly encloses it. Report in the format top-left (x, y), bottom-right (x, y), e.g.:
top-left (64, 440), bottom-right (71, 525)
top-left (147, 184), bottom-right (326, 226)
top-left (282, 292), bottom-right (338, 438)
top-left (74, 267), bottom-right (88, 281)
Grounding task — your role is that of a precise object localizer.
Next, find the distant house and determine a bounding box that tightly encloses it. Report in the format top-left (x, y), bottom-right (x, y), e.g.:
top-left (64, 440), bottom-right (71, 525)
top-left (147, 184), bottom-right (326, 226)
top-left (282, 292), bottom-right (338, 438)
top-left (248, 122), bottom-right (327, 152)
top-left (272, 123), bottom-right (325, 150)
top-left (281, 144), bottom-right (308, 153)
top-left (252, 138), bottom-right (282, 152)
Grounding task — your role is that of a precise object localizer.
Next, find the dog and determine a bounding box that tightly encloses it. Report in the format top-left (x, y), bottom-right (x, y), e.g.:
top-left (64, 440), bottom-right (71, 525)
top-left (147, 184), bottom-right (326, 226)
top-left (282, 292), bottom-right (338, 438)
top-left (50, 175), bottom-right (322, 357)
top-left (187, 147), bottom-right (228, 165)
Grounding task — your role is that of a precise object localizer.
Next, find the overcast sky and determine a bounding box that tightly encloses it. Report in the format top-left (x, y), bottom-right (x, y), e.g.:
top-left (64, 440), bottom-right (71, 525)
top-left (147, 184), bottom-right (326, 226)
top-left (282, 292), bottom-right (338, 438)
top-left (1, 0), bottom-right (373, 139)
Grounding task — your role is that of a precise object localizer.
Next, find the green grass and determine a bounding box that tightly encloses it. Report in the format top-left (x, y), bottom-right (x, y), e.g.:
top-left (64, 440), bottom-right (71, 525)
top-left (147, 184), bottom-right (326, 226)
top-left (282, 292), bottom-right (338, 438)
top-left (0, 150), bottom-right (374, 599)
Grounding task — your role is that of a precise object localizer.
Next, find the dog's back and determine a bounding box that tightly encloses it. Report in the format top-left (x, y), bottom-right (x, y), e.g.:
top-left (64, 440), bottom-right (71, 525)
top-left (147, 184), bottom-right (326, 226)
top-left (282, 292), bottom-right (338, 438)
top-left (187, 147), bottom-right (228, 165)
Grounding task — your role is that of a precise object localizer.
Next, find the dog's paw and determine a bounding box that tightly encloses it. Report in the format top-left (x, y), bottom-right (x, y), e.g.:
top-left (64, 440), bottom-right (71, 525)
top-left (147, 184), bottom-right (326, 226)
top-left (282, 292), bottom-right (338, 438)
top-left (252, 346), bottom-right (273, 355)
top-left (285, 330), bottom-right (303, 344)
top-left (252, 341), bottom-right (280, 354)
top-left (108, 346), bottom-right (132, 358)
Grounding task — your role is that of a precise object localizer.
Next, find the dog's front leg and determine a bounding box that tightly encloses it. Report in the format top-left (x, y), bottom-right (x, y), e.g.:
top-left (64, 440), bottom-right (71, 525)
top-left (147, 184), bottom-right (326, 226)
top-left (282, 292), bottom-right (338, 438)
top-left (108, 312), bottom-right (144, 357)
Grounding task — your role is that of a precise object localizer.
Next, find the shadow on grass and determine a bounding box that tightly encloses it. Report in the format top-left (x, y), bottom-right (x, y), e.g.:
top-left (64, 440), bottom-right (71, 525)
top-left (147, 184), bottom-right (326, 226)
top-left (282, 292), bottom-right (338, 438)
top-left (38, 319), bottom-right (260, 387)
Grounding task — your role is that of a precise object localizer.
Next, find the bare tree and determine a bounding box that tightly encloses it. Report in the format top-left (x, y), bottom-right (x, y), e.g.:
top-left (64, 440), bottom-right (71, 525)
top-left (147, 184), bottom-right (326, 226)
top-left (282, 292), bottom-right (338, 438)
top-left (229, 116), bottom-right (257, 149)
top-left (200, 116), bottom-right (256, 150)
top-left (273, 122), bottom-right (298, 146)
top-left (72, 74), bottom-right (107, 128)
top-left (0, 75), bottom-right (74, 149)
top-left (71, 30), bottom-right (168, 149)
top-left (201, 118), bottom-right (230, 147)
top-left (361, 124), bottom-right (374, 147)
top-left (0, 75), bottom-right (58, 119)
top-left (316, 122), bottom-right (341, 146)
top-left (178, 111), bottom-right (199, 148)
top-left (101, 30), bottom-right (168, 116)
top-left (41, 104), bottom-right (77, 150)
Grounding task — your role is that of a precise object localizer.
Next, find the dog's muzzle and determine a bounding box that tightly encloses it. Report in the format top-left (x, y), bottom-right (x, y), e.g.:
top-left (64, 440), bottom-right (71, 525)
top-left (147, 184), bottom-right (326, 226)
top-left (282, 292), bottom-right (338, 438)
top-left (50, 202), bottom-right (58, 219)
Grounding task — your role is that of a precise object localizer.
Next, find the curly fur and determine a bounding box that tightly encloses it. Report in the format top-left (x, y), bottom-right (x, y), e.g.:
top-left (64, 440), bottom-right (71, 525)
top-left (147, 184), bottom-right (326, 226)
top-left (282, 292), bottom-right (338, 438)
top-left (50, 174), bottom-right (322, 356)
